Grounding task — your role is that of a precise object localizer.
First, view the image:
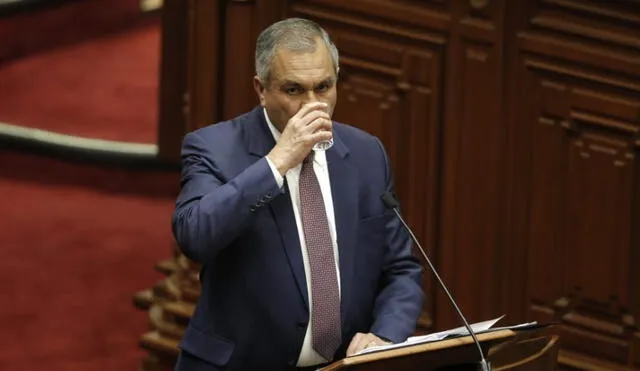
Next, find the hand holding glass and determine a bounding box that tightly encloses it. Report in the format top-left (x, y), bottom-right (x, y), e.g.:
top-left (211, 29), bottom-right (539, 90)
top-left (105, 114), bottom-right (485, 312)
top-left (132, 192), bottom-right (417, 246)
top-left (309, 104), bottom-right (333, 151)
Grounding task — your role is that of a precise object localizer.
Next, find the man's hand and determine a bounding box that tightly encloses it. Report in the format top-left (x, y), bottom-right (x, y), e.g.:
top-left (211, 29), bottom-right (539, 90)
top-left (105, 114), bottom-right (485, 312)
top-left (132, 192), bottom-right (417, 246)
top-left (346, 332), bottom-right (391, 357)
top-left (267, 102), bottom-right (333, 176)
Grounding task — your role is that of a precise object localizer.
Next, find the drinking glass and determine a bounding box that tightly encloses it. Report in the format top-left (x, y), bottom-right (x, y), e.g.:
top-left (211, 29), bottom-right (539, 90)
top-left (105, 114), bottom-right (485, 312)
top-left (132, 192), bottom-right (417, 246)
top-left (313, 137), bottom-right (333, 151)
top-left (313, 108), bottom-right (333, 151)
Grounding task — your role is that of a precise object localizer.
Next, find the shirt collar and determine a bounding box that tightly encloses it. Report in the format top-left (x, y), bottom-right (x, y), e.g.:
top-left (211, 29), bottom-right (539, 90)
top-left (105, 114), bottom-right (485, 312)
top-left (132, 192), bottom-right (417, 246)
top-left (263, 107), bottom-right (326, 168)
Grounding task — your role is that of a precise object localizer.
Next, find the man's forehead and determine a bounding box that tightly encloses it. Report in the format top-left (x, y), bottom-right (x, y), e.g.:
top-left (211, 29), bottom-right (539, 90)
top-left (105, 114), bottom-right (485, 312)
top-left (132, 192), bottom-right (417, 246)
top-left (278, 72), bottom-right (335, 85)
top-left (270, 42), bottom-right (333, 80)
top-left (274, 64), bottom-right (334, 84)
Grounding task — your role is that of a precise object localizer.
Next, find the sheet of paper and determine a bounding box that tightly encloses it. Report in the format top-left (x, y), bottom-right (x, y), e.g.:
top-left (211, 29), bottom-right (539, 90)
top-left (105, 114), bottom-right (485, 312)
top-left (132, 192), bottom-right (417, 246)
top-left (354, 315), bottom-right (506, 356)
top-left (489, 321), bottom-right (538, 332)
top-left (406, 314), bottom-right (506, 343)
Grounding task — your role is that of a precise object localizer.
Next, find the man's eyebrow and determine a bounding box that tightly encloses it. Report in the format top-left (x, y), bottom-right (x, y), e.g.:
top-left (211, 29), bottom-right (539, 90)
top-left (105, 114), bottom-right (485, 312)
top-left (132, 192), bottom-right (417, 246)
top-left (318, 77), bottom-right (336, 84)
top-left (281, 80), bottom-right (303, 86)
top-left (280, 77), bottom-right (335, 87)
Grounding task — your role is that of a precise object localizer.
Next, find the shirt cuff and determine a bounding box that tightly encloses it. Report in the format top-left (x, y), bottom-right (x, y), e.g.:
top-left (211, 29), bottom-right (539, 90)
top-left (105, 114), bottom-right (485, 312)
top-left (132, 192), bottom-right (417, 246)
top-left (265, 156), bottom-right (284, 189)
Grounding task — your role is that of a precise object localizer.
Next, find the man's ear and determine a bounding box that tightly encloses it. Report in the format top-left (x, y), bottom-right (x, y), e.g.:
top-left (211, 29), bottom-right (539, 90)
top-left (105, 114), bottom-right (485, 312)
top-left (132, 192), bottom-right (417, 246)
top-left (253, 76), bottom-right (266, 106)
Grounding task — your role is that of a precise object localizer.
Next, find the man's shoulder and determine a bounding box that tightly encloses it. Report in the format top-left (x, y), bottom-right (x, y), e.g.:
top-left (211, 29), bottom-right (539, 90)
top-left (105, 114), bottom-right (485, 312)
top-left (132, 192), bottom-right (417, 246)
top-left (334, 121), bottom-right (382, 150)
top-left (190, 108), bottom-right (258, 141)
top-left (181, 107), bottom-right (263, 161)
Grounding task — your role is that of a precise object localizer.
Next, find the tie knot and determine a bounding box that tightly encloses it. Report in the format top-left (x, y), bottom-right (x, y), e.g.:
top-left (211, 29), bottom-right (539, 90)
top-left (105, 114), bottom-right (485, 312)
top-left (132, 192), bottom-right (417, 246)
top-left (303, 152), bottom-right (315, 165)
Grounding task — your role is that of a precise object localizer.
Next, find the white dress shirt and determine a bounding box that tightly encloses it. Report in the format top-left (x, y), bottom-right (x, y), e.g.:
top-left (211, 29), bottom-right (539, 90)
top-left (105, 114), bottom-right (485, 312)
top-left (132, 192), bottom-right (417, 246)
top-left (263, 108), bottom-right (342, 366)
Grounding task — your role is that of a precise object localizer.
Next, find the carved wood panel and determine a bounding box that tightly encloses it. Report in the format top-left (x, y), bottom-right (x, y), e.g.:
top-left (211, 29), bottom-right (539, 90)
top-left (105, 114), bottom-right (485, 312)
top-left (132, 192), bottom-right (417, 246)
top-left (288, 1), bottom-right (446, 325)
top-left (289, 0), bottom-right (453, 33)
top-left (220, 0), bottom-right (288, 120)
top-left (505, 0), bottom-right (640, 367)
top-left (524, 63), bottom-right (639, 362)
top-left (156, 0), bottom-right (190, 162)
top-left (436, 0), bottom-right (507, 330)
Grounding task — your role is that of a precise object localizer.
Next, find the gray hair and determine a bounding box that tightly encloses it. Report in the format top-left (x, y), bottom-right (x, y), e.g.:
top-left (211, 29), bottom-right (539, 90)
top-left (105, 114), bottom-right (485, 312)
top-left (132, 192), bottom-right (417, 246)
top-left (255, 18), bottom-right (340, 86)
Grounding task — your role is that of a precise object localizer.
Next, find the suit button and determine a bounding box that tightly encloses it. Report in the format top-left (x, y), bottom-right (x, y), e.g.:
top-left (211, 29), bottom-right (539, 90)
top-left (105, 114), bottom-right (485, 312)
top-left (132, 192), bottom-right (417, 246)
top-left (296, 322), bottom-right (306, 330)
top-left (249, 206), bottom-right (256, 212)
top-left (288, 360), bottom-right (295, 366)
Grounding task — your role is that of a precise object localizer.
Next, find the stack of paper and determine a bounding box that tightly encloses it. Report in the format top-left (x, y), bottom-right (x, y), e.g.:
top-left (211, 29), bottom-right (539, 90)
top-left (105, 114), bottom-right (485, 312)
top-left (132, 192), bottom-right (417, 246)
top-left (354, 315), bottom-right (538, 356)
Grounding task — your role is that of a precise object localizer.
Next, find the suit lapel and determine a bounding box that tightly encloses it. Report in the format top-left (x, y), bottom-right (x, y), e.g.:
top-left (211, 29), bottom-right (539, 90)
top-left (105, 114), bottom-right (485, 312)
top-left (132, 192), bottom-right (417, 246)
top-left (245, 107), bottom-right (310, 309)
top-left (269, 182), bottom-right (310, 309)
top-left (325, 134), bottom-right (359, 323)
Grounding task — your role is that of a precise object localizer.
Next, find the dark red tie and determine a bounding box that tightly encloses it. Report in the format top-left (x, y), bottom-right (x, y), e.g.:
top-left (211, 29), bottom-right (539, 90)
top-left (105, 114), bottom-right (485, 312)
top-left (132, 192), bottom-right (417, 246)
top-left (299, 153), bottom-right (342, 360)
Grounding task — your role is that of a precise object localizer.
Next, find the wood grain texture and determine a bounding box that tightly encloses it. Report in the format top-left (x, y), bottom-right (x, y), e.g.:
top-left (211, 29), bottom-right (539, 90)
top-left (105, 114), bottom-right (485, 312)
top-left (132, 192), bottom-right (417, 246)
top-left (505, 0), bottom-right (640, 368)
top-left (157, 0), bottom-right (188, 162)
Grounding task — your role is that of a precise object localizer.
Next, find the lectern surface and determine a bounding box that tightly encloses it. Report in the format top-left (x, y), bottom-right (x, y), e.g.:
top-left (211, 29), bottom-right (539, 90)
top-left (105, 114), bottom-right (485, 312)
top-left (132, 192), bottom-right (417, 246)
top-left (319, 329), bottom-right (516, 371)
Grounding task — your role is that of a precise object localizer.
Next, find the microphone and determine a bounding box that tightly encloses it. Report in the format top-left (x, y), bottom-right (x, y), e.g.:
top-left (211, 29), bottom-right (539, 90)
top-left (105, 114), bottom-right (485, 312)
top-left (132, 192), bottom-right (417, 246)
top-left (381, 191), bottom-right (491, 371)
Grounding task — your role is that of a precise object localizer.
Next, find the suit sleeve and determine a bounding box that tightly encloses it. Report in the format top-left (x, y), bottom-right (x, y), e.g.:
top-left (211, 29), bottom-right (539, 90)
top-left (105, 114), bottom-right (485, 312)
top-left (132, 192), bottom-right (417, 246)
top-left (369, 137), bottom-right (425, 343)
top-left (172, 131), bottom-right (282, 265)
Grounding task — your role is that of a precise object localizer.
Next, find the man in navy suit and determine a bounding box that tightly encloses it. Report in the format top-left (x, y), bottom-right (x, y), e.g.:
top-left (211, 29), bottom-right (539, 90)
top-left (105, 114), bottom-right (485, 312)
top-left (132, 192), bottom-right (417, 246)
top-left (172, 17), bottom-right (424, 371)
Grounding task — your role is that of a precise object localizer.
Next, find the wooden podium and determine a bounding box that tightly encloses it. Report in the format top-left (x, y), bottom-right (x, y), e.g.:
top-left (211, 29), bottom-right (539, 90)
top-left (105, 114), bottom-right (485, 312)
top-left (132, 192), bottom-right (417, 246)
top-left (319, 329), bottom-right (556, 371)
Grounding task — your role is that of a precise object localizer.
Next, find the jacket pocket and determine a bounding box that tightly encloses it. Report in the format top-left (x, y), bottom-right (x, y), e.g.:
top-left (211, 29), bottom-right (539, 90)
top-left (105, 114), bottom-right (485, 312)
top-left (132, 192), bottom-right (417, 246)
top-left (179, 325), bottom-right (235, 366)
top-left (359, 213), bottom-right (388, 235)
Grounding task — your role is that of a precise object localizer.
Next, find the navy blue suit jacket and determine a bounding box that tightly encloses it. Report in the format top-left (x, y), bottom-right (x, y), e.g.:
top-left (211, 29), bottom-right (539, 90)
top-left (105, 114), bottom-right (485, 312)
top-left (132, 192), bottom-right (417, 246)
top-left (172, 106), bottom-right (424, 371)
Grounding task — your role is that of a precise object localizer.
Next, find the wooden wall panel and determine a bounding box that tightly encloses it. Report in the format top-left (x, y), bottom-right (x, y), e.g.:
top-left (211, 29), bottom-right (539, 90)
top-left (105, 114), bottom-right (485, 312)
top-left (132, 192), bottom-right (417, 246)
top-left (221, 1), bottom-right (257, 119)
top-left (185, 0), bottom-right (222, 133)
top-left (437, 0), bottom-right (506, 330)
top-left (290, 0), bottom-right (453, 32)
top-left (188, 0), bottom-right (286, 130)
top-left (156, 0), bottom-right (189, 162)
top-left (505, 0), bottom-right (640, 368)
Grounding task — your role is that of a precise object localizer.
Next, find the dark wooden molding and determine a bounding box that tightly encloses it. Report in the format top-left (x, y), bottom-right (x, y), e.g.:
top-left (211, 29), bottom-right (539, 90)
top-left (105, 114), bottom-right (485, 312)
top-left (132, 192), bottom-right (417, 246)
top-left (156, 0), bottom-right (189, 163)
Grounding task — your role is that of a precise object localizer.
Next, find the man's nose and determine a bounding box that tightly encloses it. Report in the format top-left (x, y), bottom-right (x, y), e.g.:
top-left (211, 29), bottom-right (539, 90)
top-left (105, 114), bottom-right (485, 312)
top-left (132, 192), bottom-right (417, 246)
top-left (302, 91), bottom-right (319, 104)
top-left (300, 92), bottom-right (328, 113)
